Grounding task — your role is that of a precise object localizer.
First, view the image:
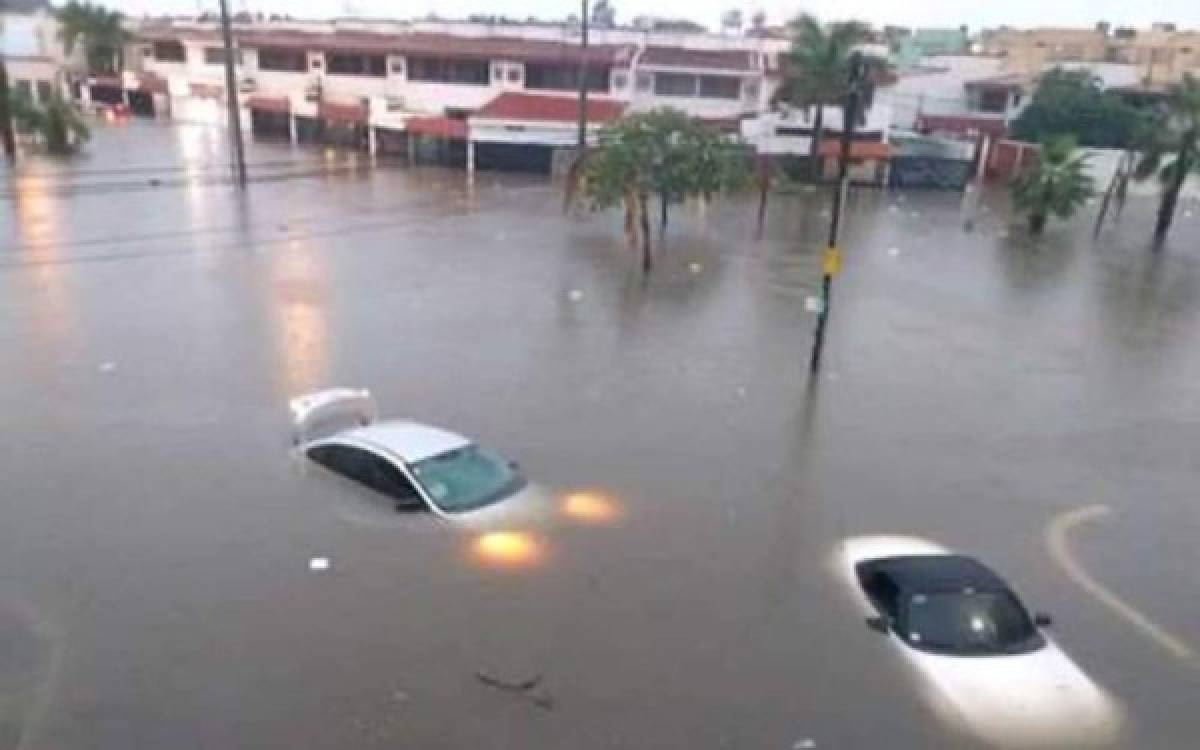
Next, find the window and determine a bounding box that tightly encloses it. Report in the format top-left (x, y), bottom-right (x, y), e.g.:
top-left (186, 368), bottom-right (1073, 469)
top-left (407, 56), bottom-right (490, 85)
top-left (862, 571), bottom-right (901, 619)
top-left (13, 80), bottom-right (32, 99)
top-left (979, 90), bottom-right (1009, 113)
top-left (635, 72), bottom-right (652, 91)
top-left (36, 80), bottom-right (54, 102)
top-left (326, 53), bottom-right (387, 77)
top-left (256, 47), bottom-right (306, 72)
top-left (698, 75), bottom-right (740, 99)
top-left (900, 590), bottom-right (1044, 656)
top-left (653, 72), bottom-right (741, 99)
top-left (410, 444), bottom-right (524, 514)
top-left (506, 67), bottom-right (520, 83)
top-left (492, 64), bottom-right (505, 81)
top-left (525, 63), bottom-right (609, 92)
top-left (204, 47), bottom-right (241, 66)
top-left (612, 72), bottom-right (628, 89)
top-left (307, 444), bottom-right (424, 511)
top-left (654, 72), bottom-right (696, 96)
top-left (152, 40), bottom-right (186, 63)
top-left (390, 59), bottom-right (405, 75)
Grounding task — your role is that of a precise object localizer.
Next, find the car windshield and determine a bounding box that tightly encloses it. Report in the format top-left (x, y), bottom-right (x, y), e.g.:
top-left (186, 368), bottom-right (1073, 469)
top-left (900, 589), bottom-right (1045, 656)
top-left (410, 444), bottom-right (523, 514)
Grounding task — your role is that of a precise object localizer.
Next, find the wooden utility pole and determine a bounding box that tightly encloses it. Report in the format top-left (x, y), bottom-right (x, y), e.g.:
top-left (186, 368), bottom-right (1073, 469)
top-left (576, 0), bottom-right (589, 153)
top-left (0, 57), bottom-right (16, 162)
top-left (217, 0), bottom-right (247, 185)
top-left (809, 52), bottom-right (865, 374)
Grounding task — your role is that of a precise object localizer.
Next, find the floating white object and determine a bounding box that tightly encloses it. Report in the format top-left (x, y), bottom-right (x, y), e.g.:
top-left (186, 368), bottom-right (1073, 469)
top-left (98, 362), bottom-right (116, 373)
top-left (804, 296), bottom-right (822, 313)
top-left (567, 289), bottom-right (584, 302)
top-left (688, 262), bottom-right (703, 273)
top-left (309, 557), bottom-right (330, 571)
top-left (887, 247), bottom-right (900, 257)
top-left (794, 740), bottom-right (817, 749)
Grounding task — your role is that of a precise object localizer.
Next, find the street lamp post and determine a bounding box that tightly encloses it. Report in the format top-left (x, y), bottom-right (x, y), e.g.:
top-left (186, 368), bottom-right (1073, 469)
top-left (576, 0), bottom-right (589, 154)
top-left (217, 0), bottom-right (247, 186)
top-left (808, 51), bottom-right (865, 374)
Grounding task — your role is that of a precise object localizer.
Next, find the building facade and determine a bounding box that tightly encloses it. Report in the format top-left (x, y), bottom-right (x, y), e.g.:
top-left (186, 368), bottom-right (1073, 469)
top-left (130, 17), bottom-right (789, 173)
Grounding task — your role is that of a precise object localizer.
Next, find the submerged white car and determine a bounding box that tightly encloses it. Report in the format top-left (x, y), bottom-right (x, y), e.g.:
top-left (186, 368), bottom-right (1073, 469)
top-left (838, 536), bottom-right (1121, 748)
top-left (290, 388), bottom-right (547, 527)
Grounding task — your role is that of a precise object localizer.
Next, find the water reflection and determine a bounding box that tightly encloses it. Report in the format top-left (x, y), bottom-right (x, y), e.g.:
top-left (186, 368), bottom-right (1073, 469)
top-left (471, 530), bottom-right (544, 570)
top-left (11, 176), bottom-right (77, 359)
top-left (561, 491), bottom-right (622, 525)
top-left (270, 237), bottom-right (329, 398)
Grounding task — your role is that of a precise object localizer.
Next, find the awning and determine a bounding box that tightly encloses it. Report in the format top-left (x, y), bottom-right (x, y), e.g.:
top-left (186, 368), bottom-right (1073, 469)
top-left (318, 101), bottom-right (368, 124)
top-left (817, 140), bottom-right (894, 160)
top-left (247, 95), bottom-right (290, 114)
top-left (406, 116), bottom-right (468, 139)
top-left (473, 92), bottom-right (626, 125)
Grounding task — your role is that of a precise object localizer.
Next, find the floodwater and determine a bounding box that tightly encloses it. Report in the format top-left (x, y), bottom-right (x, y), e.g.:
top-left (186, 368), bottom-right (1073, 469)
top-left (0, 120), bottom-right (1198, 748)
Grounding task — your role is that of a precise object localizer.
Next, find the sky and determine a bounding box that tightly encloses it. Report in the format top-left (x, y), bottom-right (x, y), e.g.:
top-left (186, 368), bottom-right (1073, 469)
top-left (102, 0), bottom-right (1200, 32)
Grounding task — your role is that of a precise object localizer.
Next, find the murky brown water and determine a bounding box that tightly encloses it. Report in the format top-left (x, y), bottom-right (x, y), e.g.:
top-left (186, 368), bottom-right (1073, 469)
top-left (0, 120), bottom-right (1198, 748)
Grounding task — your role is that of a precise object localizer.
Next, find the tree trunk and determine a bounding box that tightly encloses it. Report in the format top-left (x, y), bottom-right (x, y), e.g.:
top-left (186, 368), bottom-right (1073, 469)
top-left (1029, 212), bottom-right (1047, 235)
top-left (808, 104), bottom-right (824, 182)
top-left (755, 154), bottom-right (769, 240)
top-left (622, 189), bottom-right (638, 247)
top-left (1154, 163), bottom-right (1187, 244)
top-left (659, 190), bottom-right (669, 237)
top-left (638, 191), bottom-right (652, 272)
top-left (0, 60), bottom-right (14, 162)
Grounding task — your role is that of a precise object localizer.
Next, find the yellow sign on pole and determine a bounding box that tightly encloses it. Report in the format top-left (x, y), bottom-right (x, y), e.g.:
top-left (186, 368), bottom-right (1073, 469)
top-left (822, 246), bottom-right (842, 276)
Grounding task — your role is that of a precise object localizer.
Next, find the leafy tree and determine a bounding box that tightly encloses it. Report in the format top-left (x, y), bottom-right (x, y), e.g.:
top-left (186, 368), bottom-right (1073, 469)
top-left (55, 1), bottom-right (131, 75)
top-left (1134, 73), bottom-right (1200, 243)
top-left (590, 0), bottom-right (616, 28)
top-left (581, 108), bottom-right (750, 271)
top-left (9, 89), bottom-right (90, 154)
top-left (1011, 136), bottom-right (1094, 235)
top-left (773, 14), bottom-right (872, 177)
top-left (1010, 68), bottom-right (1149, 149)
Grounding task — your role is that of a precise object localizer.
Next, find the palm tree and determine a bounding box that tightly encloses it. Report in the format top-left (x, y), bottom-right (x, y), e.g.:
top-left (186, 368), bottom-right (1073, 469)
top-left (1135, 74), bottom-right (1200, 244)
top-left (9, 91), bottom-right (90, 154)
top-left (774, 14), bottom-right (870, 178)
top-left (55, 1), bottom-right (131, 75)
top-left (1011, 136), bottom-right (1094, 235)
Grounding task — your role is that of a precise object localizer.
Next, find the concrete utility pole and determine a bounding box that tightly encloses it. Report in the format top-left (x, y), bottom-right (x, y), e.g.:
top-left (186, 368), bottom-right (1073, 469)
top-left (0, 57), bottom-right (16, 163)
top-left (217, 0), bottom-right (247, 186)
top-left (809, 51), bottom-right (865, 374)
top-left (576, 0), bottom-right (589, 154)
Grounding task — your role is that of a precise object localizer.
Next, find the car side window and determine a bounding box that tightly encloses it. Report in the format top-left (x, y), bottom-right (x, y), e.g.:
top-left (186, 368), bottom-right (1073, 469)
top-left (308, 444), bottom-right (424, 510)
top-left (361, 453), bottom-right (424, 510)
top-left (867, 572), bottom-right (901, 620)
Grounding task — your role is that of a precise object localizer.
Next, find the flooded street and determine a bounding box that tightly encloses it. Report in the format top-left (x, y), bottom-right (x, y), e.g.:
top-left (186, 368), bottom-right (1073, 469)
top-left (1, 120), bottom-right (1198, 748)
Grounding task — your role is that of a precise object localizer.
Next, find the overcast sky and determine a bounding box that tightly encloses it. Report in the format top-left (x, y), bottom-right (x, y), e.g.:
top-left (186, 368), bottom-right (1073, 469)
top-left (103, 0), bottom-right (1200, 32)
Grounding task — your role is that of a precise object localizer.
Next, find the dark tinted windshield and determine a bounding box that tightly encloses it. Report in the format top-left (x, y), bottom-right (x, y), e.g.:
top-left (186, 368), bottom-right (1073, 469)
top-left (900, 589), bottom-right (1045, 656)
top-left (410, 444), bottom-right (523, 514)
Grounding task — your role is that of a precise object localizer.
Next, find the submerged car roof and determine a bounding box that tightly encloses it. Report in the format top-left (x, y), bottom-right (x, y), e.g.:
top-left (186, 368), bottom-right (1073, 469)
top-left (341, 420), bottom-right (471, 463)
top-left (860, 554), bottom-right (1009, 594)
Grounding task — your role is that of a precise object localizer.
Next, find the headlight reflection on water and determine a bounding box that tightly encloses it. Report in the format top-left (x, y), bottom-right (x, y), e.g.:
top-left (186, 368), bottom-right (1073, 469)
top-left (471, 531), bottom-right (544, 570)
top-left (561, 491), bottom-right (622, 525)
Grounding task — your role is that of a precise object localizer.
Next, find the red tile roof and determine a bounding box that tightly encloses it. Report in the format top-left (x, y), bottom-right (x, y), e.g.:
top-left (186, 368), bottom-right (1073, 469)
top-left (406, 116), bottom-right (468, 139)
top-left (319, 100), bottom-right (368, 123)
top-left (639, 46), bottom-right (758, 72)
top-left (473, 92), bottom-right (626, 124)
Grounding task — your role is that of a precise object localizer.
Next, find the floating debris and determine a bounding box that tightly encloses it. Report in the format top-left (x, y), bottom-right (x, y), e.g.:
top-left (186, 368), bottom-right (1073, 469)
top-left (98, 361), bottom-right (116, 373)
top-left (567, 289), bottom-right (585, 302)
top-left (887, 247), bottom-right (900, 257)
top-left (688, 262), bottom-right (703, 274)
top-left (308, 557), bottom-right (331, 571)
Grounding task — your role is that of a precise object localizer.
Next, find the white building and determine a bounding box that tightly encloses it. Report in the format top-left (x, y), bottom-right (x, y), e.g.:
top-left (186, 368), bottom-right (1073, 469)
top-left (132, 18), bottom-right (789, 173)
top-left (1, 0), bottom-right (77, 106)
